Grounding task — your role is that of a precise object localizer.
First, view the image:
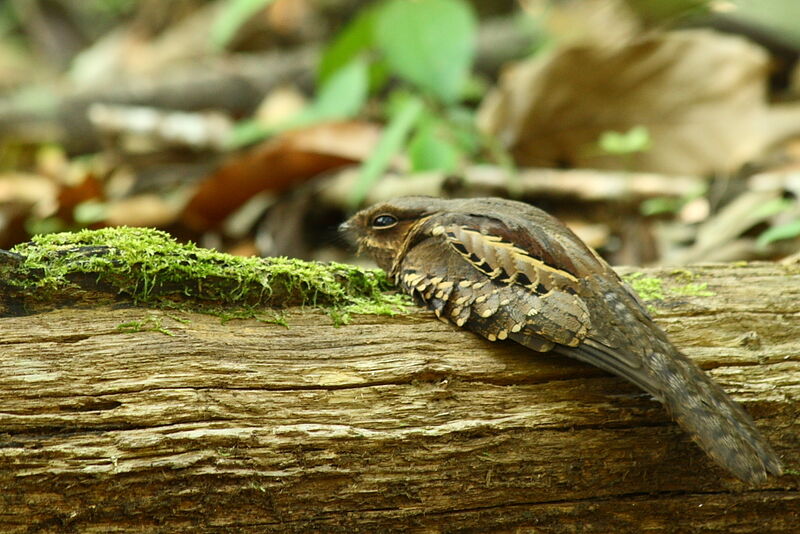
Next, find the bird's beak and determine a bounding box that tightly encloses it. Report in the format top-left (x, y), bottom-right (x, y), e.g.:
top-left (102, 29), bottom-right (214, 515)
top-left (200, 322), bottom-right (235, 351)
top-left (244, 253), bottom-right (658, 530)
top-left (338, 219), bottom-right (359, 249)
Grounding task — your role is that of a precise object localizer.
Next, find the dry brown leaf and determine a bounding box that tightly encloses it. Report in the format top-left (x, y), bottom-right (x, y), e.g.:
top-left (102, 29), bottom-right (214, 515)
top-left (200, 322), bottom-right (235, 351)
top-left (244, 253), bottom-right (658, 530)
top-left (181, 121), bottom-right (381, 231)
top-left (521, 0), bottom-right (641, 50)
top-left (0, 173), bottom-right (59, 248)
top-left (105, 194), bottom-right (185, 228)
top-left (478, 29), bottom-right (798, 175)
top-left (255, 85), bottom-right (308, 129)
top-left (226, 239), bottom-right (260, 258)
top-left (56, 174), bottom-right (104, 222)
top-left (0, 173), bottom-right (58, 211)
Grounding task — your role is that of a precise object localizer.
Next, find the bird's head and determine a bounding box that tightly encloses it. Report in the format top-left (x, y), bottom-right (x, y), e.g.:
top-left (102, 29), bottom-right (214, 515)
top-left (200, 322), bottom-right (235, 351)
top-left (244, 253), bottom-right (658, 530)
top-left (339, 197), bottom-right (441, 272)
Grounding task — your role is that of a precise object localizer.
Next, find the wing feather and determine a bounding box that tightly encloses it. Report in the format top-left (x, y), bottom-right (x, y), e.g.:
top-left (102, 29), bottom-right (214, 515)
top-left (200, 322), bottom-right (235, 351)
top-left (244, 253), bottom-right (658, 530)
top-left (400, 219), bottom-right (657, 392)
top-left (399, 218), bottom-right (663, 398)
top-left (398, 224), bottom-right (592, 350)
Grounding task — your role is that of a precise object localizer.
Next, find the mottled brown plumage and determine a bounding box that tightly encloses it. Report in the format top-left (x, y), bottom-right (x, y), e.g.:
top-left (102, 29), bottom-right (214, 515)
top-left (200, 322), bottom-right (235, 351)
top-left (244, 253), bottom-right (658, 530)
top-left (340, 196), bottom-right (783, 483)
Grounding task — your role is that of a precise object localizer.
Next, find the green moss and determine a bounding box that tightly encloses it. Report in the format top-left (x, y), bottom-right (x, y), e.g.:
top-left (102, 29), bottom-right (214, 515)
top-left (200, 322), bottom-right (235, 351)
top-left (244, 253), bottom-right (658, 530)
top-left (328, 308), bottom-right (352, 327)
top-left (624, 271), bottom-right (715, 304)
top-left (671, 282), bottom-right (714, 297)
top-left (667, 269), bottom-right (715, 297)
top-left (669, 268), bottom-right (696, 283)
top-left (624, 272), bottom-right (665, 301)
top-left (117, 314), bottom-right (175, 336)
top-left (218, 309), bottom-right (289, 327)
top-left (9, 227), bottom-right (411, 320)
top-left (164, 312), bottom-right (191, 325)
top-left (116, 320), bottom-right (145, 333)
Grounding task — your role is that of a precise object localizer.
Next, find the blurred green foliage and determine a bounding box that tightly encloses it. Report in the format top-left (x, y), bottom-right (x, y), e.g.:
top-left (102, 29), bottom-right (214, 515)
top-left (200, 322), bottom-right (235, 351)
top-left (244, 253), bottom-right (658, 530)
top-left (733, 0), bottom-right (800, 46)
top-left (343, 0), bottom-right (481, 206)
top-left (230, 0), bottom-right (489, 207)
top-left (212, 0), bottom-right (277, 49)
top-left (758, 220), bottom-right (800, 247)
top-left (351, 92), bottom-right (425, 207)
top-left (599, 126), bottom-right (652, 156)
top-left (375, 0), bottom-right (475, 104)
top-left (230, 55), bottom-right (370, 146)
top-left (754, 198), bottom-right (800, 247)
top-left (3, 0), bottom-right (800, 245)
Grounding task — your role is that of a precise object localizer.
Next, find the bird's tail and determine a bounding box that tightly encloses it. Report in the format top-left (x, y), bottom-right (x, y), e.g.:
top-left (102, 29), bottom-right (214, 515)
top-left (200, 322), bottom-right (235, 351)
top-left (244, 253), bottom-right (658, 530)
top-left (560, 334), bottom-right (783, 483)
top-left (552, 276), bottom-right (785, 484)
top-left (649, 346), bottom-right (783, 483)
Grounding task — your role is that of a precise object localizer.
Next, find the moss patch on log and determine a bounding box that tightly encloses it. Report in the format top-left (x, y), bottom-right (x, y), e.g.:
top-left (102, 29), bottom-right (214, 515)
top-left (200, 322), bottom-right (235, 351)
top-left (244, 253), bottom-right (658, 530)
top-left (6, 227), bottom-right (410, 319)
top-left (624, 270), bottom-right (715, 305)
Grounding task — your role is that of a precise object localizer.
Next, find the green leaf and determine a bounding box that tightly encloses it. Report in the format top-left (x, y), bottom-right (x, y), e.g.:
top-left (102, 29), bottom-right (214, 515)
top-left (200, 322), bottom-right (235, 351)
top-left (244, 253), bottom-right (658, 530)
top-left (349, 94), bottom-right (424, 208)
top-left (408, 120), bottom-right (460, 172)
top-left (599, 126), bottom-right (651, 155)
top-left (640, 196), bottom-right (685, 216)
top-left (25, 216), bottom-right (68, 236)
top-left (212, 0), bottom-right (277, 50)
top-left (318, 8), bottom-right (376, 86)
top-left (375, 0), bottom-right (476, 103)
top-left (74, 200), bottom-right (108, 225)
top-left (751, 197), bottom-right (794, 219)
top-left (227, 118), bottom-right (270, 148)
top-left (757, 219), bottom-right (800, 247)
top-left (312, 57), bottom-right (369, 120)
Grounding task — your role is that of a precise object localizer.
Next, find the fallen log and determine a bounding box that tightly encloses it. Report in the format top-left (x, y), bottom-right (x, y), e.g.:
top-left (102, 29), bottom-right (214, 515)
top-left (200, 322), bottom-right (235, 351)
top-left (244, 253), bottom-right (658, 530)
top-left (0, 232), bottom-right (798, 532)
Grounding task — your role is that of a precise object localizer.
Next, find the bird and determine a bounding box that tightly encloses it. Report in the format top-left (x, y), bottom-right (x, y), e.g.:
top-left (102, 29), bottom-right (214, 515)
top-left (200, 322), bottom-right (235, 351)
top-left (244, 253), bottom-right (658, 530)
top-left (340, 196), bottom-right (783, 483)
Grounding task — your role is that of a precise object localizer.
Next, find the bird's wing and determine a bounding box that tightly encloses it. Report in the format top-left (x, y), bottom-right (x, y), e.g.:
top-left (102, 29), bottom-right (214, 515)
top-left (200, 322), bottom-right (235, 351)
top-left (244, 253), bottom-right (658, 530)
top-left (396, 214), bottom-right (591, 341)
top-left (397, 216), bottom-right (672, 396)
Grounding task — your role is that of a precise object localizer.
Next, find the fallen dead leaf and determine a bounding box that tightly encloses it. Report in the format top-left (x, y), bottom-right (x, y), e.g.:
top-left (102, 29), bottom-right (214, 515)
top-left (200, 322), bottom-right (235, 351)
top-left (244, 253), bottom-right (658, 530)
top-left (105, 194), bottom-right (186, 228)
top-left (521, 0), bottom-right (641, 50)
top-left (0, 173), bottom-right (58, 211)
top-left (478, 29), bottom-right (800, 175)
top-left (255, 85), bottom-right (309, 129)
top-left (56, 173), bottom-right (104, 222)
top-left (182, 121), bottom-right (382, 230)
top-left (0, 172), bottom-right (59, 248)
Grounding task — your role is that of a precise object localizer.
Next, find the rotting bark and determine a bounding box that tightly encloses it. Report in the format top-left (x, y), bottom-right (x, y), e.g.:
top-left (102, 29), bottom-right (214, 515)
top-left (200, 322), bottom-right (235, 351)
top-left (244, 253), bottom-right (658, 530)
top-left (1, 262), bottom-right (799, 533)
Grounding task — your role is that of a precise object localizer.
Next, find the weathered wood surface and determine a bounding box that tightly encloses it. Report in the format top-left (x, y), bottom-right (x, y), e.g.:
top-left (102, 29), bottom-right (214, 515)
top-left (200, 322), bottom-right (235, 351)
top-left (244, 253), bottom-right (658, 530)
top-left (1, 263), bottom-right (799, 533)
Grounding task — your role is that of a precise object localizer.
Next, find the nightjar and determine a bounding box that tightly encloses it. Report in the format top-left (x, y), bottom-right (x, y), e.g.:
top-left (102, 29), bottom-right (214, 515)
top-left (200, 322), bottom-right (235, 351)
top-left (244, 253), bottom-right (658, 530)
top-left (340, 196), bottom-right (783, 483)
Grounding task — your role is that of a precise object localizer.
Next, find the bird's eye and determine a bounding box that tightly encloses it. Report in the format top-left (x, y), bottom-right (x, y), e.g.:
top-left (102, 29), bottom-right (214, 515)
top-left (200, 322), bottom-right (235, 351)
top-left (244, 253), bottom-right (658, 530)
top-left (371, 214), bottom-right (398, 229)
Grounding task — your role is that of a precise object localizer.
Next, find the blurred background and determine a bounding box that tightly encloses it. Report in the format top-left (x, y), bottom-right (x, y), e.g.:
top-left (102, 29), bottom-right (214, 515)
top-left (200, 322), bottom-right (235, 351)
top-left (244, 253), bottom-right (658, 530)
top-left (2, 0), bottom-right (800, 267)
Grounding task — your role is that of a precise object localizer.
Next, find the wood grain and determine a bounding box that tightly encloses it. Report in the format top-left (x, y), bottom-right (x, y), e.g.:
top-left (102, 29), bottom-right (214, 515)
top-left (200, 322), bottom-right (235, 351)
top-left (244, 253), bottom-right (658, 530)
top-left (1, 263), bottom-right (798, 532)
